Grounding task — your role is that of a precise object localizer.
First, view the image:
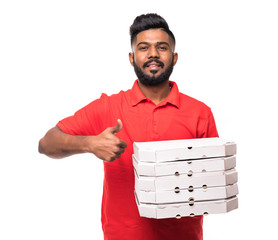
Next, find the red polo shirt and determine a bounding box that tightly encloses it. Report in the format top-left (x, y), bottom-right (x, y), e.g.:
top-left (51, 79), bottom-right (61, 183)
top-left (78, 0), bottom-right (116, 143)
top-left (57, 80), bottom-right (218, 240)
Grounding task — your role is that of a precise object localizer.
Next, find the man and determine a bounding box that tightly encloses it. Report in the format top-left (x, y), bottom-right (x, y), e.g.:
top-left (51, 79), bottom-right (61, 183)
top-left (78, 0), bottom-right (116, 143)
top-left (39, 13), bottom-right (218, 240)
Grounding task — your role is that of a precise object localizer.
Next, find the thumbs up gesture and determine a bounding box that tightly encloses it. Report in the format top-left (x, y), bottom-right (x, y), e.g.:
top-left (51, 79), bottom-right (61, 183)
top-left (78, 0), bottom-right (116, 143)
top-left (89, 119), bottom-right (127, 162)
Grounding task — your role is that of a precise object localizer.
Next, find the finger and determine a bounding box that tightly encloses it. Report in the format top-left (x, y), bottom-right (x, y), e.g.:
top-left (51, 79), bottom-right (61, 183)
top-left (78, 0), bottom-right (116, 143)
top-left (111, 119), bottom-right (123, 134)
top-left (117, 146), bottom-right (126, 154)
top-left (118, 140), bottom-right (127, 149)
top-left (104, 157), bottom-right (116, 163)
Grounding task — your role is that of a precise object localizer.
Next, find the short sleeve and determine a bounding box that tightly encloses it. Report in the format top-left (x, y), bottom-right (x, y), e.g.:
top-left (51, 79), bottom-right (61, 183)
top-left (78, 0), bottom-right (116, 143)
top-left (197, 109), bottom-right (219, 138)
top-left (57, 93), bottom-right (110, 136)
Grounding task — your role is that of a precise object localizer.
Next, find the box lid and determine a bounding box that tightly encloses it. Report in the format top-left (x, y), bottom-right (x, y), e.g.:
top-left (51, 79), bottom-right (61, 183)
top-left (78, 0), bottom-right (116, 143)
top-left (133, 137), bottom-right (236, 163)
top-left (135, 194), bottom-right (238, 219)
top-left (133, 155), bottom-right (236, 177)
top-left (135, 168), bottom-right (238, 191)
top-left (135, 183), bottom-right (238, 204)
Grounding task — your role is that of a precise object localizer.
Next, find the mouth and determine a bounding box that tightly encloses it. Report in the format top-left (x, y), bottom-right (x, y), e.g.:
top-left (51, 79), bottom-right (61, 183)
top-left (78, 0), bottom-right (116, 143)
top-left (143, 60), bottom-right (164, 70)
top-left (147, 63), bottom-right (161, 71)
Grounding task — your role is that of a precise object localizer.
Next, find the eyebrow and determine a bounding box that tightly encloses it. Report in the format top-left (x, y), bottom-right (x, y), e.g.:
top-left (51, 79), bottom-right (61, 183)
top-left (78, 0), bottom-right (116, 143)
top-left (136, 41), bottom-right (171, 47)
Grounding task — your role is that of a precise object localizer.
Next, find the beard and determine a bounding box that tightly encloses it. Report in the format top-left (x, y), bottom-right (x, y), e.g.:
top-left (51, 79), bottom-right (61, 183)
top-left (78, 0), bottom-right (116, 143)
top-left (133, 55), bottom-right (174, 86)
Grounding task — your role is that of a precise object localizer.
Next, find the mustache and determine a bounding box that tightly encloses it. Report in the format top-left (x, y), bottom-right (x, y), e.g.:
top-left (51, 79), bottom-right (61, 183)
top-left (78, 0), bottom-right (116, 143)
top-left (143, 59), bottom-right (165, 68)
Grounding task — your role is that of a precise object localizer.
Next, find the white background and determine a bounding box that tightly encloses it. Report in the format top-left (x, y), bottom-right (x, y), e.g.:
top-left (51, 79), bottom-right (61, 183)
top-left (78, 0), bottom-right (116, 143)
top-left (1, 0), bottom-right (277, 239)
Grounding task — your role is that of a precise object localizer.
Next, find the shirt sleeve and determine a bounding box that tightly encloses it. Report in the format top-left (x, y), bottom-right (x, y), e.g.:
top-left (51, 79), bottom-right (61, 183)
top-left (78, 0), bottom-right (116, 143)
top-left (197, 109), bottom-right (219, 138)
top-left (56, 93), bottom-right (110, 136)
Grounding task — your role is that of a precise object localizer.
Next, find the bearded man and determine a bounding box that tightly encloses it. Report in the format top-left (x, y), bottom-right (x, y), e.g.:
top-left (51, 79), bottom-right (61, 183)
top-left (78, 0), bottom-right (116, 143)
top-left (39, 13), bottom-right (218, 240)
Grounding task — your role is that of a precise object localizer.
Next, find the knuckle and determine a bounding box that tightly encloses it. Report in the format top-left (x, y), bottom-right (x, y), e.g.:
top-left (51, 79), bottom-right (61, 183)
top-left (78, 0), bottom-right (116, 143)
top-left (111, 145), bottom-right (120, 153)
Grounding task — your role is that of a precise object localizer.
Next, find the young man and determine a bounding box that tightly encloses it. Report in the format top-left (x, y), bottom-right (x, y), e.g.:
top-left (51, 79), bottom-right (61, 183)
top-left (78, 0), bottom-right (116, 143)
top-left (39, 13), bottom-right (218, 240)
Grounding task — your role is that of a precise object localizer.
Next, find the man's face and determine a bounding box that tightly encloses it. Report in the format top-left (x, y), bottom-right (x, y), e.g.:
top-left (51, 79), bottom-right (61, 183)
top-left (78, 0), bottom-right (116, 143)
top-left (129, 29), bottom-right (178, 86)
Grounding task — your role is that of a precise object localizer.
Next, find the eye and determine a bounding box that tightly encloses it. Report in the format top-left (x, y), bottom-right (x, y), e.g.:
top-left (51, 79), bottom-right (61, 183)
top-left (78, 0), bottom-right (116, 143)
top-left (158, 46), bottom-right (168, 51)
top-left (138, 46), bottom-right (148, 51)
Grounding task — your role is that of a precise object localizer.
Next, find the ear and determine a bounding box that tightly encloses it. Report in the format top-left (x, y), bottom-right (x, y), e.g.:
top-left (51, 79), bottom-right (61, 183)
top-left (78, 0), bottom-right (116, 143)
top-left (129, 52), bottom-right (134, 66)
top-left (173, 52), bottom-right (178, 66)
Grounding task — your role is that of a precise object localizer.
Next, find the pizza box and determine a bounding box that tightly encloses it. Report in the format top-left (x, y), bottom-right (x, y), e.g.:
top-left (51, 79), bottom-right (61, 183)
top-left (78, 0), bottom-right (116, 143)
top-left (135, 183), bottom-right (238, 204)
top-left (134, 168), bottom-right (238, 192)
top-left (133, 155), bottom-right (236, 177)
top-left (135, 195), bottom-right (238, 219)
top-left (133, 137), bottom-right (236, 163)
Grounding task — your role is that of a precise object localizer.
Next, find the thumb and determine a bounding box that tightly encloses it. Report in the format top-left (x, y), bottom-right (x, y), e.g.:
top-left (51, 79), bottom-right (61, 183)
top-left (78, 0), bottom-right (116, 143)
top-left (110, 119), bottom-right (123, 134)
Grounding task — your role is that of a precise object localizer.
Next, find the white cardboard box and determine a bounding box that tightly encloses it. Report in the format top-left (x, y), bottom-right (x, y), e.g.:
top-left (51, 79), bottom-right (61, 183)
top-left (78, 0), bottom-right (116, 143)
top-left (135, 168), bottom-right (238, 192)
top-left (133, 155), bottom-right (236, 177)
top-left (135, 183), bottom-right (238, 204)
top-left (135, 195), bottom-right (238, 219)
top-left (133, 137), bottom-right (236, 163)
top-left (133, 138), bottom-right (238, 219)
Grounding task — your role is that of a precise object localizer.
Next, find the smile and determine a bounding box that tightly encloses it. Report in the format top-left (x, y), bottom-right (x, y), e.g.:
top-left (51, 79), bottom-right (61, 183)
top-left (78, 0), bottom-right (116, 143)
top-left (143, 60), bottom-right (164, 69)
top-left (147, 63), bottom-right (161, 70)
top-left (147, 62), bottom-right (161, 67)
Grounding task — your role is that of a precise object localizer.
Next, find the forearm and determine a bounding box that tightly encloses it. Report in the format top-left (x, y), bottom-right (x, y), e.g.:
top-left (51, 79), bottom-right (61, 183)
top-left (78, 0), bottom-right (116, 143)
top-left (39, 120), bottom-right (127, 162)
top-left (38, 126), bottom-right (90, 159)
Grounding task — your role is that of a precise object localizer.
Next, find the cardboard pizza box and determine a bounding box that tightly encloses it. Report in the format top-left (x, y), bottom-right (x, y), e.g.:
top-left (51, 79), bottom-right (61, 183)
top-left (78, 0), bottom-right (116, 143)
top-left (135, 194), bottom-right (238, 219)
top-left (133, 155), bottom-right (236, 177)
top-left (135, 183), bottom-right (238, 204)
top-left (134, 168), bottom-right (238, 192)
top-left (133, 137), bottom-right (236, 163)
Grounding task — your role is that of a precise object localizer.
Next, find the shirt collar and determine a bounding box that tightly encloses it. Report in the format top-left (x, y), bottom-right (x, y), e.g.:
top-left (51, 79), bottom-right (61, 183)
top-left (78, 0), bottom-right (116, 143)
top-left (130, 80), bottom-right (180, 108)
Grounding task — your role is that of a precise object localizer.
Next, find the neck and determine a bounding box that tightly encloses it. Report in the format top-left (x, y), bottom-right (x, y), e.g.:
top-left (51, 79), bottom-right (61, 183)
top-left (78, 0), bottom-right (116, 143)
top-left (138, 80), bottom-right (171, 105)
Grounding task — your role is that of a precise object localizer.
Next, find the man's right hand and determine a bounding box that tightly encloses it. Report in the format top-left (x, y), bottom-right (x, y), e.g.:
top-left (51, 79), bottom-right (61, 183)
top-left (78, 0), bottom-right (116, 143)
top-left (87, 119), bottom-right (127, 162)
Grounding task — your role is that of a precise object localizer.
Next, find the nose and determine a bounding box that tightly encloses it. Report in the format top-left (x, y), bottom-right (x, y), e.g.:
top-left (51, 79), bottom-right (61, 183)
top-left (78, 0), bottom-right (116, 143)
top-left (148, 46), bottom-right (159, 59)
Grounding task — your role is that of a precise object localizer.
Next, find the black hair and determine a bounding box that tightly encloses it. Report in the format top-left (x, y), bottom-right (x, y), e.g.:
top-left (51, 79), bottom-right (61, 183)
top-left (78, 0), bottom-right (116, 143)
top-left (129, 13), bottom-right (176, 47)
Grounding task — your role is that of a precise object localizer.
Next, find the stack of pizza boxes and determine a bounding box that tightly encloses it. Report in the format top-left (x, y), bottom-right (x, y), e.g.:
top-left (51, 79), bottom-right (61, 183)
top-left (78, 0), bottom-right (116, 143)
top-left (133, 137), bottom-right (238, 219)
